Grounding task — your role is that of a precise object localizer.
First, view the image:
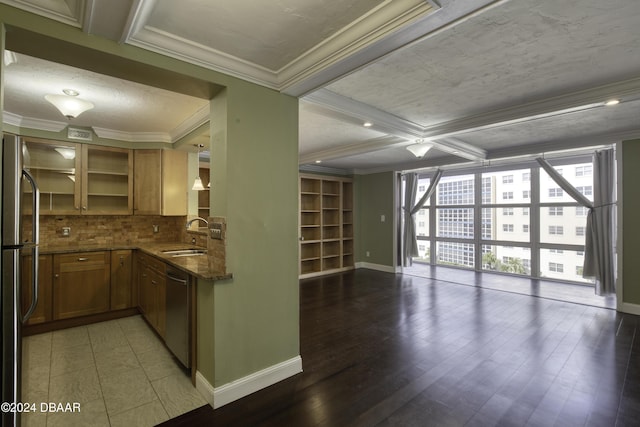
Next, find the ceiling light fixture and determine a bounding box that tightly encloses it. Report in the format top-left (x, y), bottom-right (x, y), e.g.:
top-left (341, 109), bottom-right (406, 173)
top-left (44, 89), bottom-right (94, 119)
top-left (363, 122), bottom-right (373, 127)
top-left (192, 144), bottom-right (207, 191)
top-left (406, 141), bottom-right (433, 158)
top-left (605, 99), bottom-right (620, 106)
top-left (54, 147), bottom-right (76, 160)
top-left (315, 160), bottom-right (322, 164)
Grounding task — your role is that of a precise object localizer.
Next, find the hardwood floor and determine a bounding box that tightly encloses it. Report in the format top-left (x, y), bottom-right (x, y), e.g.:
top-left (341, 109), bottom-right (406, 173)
top-left (160, 269), bottom-right (640, 426)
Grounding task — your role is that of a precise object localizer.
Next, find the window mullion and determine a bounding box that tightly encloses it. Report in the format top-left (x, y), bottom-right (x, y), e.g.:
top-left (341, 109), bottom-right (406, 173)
top-left (531, 166), bottom-right (541, 278)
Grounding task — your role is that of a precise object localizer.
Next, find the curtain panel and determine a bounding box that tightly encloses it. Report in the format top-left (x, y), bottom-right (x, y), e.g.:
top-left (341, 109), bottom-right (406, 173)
top-left (402, 169), bottom-right (443, 266)
top-left (537, 150), bottom-right (616, 295)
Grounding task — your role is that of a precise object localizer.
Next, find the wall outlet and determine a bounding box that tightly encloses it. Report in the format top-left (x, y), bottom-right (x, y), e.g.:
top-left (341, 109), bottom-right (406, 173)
top-left (61, 227), bottom-right (70, 237)
top-left (381, 214), bottom-right (386, 222)
top-left (366, 251), bottom-right (370, 257)
top-left (152, 225), bottom-right (159, 233)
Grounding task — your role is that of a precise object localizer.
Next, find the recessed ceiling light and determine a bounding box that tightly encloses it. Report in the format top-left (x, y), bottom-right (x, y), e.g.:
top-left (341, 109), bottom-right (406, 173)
top-left (363, 122), bottom-right (373, 127)
top-left (605, 99), bottom-right (620, 106)
top-left (315, 160), bottom-right (322, 164)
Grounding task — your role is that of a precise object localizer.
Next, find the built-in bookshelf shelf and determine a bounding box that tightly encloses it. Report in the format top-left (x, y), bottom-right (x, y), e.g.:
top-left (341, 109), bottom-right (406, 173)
top-left (299, 174), bottom-right (354, 278)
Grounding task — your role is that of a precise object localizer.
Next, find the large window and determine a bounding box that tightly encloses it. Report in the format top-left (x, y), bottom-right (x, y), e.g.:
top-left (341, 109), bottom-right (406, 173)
top-left (408, 157), bottom-right (598, 285)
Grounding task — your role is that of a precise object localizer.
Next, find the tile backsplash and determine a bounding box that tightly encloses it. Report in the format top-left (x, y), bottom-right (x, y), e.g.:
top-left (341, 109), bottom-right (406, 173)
top-left (33, 215), bottom-right (188, 248)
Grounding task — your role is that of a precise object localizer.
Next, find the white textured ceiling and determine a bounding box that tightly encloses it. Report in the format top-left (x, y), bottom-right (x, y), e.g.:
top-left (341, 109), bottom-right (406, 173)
top-left (3, 53), bottom-right (209, 139)
top-left (146, 0), bottom-right (386, 71)
top-left (2, 0), bottom-right (640, 172)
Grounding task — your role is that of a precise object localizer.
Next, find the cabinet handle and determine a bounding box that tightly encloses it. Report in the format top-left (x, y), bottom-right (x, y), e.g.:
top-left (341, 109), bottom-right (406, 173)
top-left (54, 274), bottom-right (59, 279)
top-left (77, 257), bottom-right (89, 261)
top-left (151, 280), bottom-right (157, 285)
top-left (82, 206), bottom-right (87, 211)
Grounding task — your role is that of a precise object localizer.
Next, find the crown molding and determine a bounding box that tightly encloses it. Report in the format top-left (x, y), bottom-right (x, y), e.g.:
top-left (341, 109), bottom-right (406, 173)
top-left (487, 128), bottom-right (640, 160)
top-left (170, 103), bottom-right (210, 141)
top-left (421, 76), bottom-right (640, 140)
top-left (300, 76), bottom-right (640, 165)
top-left (91, 127), bottom-right (171, 143)
top-left (127, 26), bottom-right (280, 89)
top-left (2, 111), bottom-right (67, 132)
top-left (124, 0), bottom-right (436, 93)
top-left (304, 89), bottom-right (424, 139)
top-left (299, 164), bottom-right (354, 176)
top-left (434, 137), bottom-right (487, 160)
top-left (299, 135), bottom-right (407, 165)
top-left (4, 101), bottom-right (207, 144)
top-left (1, 0), bottom-right (84, 28)
top-left (278, 0), bottom-right (434, 94)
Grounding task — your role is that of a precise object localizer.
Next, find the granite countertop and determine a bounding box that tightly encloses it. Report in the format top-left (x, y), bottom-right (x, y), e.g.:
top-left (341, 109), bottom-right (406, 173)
top-left (38, 242), bottom-right (232, 281)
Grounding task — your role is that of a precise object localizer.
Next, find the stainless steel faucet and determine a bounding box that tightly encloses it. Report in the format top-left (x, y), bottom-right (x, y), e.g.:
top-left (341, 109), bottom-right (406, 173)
top-left (185, 217), bottom-right (209, 230)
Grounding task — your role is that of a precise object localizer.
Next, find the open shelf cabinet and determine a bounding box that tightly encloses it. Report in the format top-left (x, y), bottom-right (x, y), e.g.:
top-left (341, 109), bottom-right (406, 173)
top-left (299, 174), bottom-right (354, 278)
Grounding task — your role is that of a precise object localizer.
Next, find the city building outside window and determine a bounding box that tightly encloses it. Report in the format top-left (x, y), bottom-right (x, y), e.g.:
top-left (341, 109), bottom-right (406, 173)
top-left (409, 158), bottom-right (598, 285)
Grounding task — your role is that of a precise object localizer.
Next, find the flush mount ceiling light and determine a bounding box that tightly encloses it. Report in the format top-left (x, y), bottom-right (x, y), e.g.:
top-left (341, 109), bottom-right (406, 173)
top-left (605, 99), bottom-right (620, 106)
top-left (363, 122), bottom-right (373, 127)
top-left (406, 141), bottom-right (433, 158)
top-left (44, 89), bottom-right (94, 119)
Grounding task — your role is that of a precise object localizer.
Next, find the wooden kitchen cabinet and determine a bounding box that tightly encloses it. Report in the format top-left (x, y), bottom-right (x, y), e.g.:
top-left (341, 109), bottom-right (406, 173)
top-left (53, 251), bottom-right (111, 320)
top-left (22, 138), bottom-right (81, 215)
top-left (110, 249), bottom-right (133, 310)
top-left (22, 138), bottom-right (133, 215)
top-left (21, 254), bottom-right (53, 325)
top-left (134, 149), bottom-right (187, 216)
top-left (136, 252), bottom-right (166, 338)
top-left (82, 145), bottom-right (133, 215)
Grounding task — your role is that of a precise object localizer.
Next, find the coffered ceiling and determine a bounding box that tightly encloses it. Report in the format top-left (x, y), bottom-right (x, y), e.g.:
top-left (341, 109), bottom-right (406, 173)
top-left (2, 0), bottom-right (640, 172)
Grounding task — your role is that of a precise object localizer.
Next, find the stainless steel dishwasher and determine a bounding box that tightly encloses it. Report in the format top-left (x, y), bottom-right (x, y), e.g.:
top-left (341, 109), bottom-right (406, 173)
top-left (165, 267), bottom-right (190, 368)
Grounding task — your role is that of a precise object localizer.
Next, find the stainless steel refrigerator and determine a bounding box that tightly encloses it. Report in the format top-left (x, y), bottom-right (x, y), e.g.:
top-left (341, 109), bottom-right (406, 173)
top-left (2, 133), bottom-right (40, 427)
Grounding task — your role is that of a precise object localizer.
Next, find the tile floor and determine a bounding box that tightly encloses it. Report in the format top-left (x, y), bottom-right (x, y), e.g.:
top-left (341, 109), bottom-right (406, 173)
top-left (21, 315), bottom-right (207, 427)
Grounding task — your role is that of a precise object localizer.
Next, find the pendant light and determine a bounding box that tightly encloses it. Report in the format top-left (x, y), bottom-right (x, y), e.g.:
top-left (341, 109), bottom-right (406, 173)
top-left (192, 144), bottom-right (206, 191)
top-left (45, 89), bottom-right (94, 119)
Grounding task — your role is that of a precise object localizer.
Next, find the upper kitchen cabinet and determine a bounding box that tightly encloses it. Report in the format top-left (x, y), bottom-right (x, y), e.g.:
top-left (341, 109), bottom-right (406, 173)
top-left (22, 138), bottom-right (133, 215)
top-left (82, 145), bottom-right (133, 215)
top-left (134, 149), bottom-right (187, 216)
top-left (22, 138), bottom-right (81, 215)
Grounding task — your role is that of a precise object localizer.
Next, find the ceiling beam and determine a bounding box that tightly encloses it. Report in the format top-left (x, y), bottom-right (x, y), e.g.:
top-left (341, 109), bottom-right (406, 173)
top-left (300, 76), bottom-right (640, 165)
top-left (299, 135), bottom-right (407, 165)
top-left (282, 0), bottom-right (503, 96)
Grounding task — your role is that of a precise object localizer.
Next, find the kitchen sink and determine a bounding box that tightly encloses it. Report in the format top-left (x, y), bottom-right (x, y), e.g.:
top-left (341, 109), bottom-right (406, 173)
top-left (161, 248), bottom-right (207, 257)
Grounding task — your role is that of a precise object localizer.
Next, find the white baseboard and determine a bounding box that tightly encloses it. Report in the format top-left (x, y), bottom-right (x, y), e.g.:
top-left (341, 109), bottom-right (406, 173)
top-left (355, 262), bottom-right (396, 273)
top-left (195, 371), bottom-right (215, 407)
top-left (197, 356), bottom-right (303, 409)
top-left (618, 302), bottom-right (640, 315)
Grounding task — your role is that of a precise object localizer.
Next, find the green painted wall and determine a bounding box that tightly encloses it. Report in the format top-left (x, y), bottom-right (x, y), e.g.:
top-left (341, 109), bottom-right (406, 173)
top-left (1, 5), bottom-right (300, 391)
top-left (355, 172), bottom-right (396, 267)
top-left (621, 139), bottom-right (640, 305)
top-left (211, 83), bottom-right (299, 386)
